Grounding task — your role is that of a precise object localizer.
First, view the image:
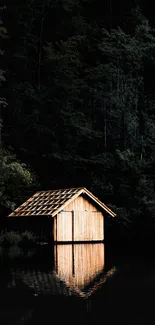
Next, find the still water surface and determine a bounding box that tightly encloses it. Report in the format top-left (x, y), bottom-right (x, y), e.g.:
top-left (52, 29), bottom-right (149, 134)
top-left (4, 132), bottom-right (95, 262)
top-left (1, 243), bottom-right (155, 324)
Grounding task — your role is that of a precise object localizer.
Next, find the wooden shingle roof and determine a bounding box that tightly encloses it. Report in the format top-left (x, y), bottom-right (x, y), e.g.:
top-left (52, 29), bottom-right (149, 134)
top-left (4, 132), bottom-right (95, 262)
top-left (8, 187), bottom-right (116, 218)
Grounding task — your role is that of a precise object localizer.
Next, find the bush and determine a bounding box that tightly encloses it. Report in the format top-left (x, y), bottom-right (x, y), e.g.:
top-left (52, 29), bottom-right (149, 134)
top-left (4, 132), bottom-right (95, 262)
top-left (0, 231), bottom-right (4, 245)
top-left (0, 231), bottom-right (22, 247)
top-left (7, 245), bottom-right (23, 259)
top-left (20, 230), bottom-right (38, 246)
top-left (0, 230), bottom-right (38, 247)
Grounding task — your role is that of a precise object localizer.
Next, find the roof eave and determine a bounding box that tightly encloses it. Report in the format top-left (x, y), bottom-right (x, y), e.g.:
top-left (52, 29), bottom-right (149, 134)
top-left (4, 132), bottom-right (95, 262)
top-left (52, 187), bottom-right (116, 218)
top-left (7, 187), bottom-right (116, 218)
top-left (82, 188), bottom-right (116, 217)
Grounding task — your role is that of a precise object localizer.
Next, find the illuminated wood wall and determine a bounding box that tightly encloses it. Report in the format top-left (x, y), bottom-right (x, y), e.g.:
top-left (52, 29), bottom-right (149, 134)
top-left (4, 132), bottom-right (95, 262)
top-left (57, 211), bottom-right (72, 242)
top-left (54, 194), bottom-right (104, 242)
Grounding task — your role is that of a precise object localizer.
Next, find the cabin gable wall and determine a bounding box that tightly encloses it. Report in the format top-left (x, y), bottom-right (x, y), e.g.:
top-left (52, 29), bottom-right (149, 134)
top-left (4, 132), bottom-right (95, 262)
top-left (54, 194), bottom-right (104, 242)
top-left (63, 194), bottom-right (99, 212)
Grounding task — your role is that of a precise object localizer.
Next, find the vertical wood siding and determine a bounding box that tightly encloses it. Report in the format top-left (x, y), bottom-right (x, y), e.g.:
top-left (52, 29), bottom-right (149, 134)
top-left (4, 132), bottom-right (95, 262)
top-left (63, 194), bottom-right (98, 212)
top-left (57, 211), bottom-right (72, 242)
top-left (54, 216), bottom-right (57, 241)
top-left (74, 211), bottom-right (103, 241)
top-left (55, 194), bottom-right (104, 242)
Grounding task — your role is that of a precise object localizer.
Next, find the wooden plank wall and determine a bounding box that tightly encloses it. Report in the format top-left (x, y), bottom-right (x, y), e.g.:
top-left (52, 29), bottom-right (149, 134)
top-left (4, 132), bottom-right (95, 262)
top-left (56, 211), bottom-right (72, 242)
top-left (54, 195), bottom-right (104, 242)
top-left (54, 216), bottom-right (57, 242)
top-left (74, 211), bottom-right (104, 241)
top-left (63, 195), bottom-right (97, 212)
top-left (66, 195), bottom-right (104, 241)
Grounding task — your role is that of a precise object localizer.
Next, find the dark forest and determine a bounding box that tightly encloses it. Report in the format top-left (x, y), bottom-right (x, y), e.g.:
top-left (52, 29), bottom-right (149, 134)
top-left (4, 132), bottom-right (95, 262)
top-left (1, 0), bottom-right (155, 242)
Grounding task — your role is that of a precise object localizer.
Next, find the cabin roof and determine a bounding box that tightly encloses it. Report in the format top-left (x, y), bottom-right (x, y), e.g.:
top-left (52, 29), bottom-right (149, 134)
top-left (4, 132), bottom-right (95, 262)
top-left (8, 187), bottom-right (116, 218)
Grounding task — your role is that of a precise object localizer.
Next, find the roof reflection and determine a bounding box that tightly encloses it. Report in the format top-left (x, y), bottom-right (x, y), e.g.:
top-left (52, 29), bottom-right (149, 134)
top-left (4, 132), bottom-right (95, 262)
top-left (9, 243), bottom-right (116, 298)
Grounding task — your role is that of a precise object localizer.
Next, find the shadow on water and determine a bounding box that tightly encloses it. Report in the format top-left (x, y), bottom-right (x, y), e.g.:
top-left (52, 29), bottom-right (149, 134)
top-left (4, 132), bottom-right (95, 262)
top-left (90, 241), bottom-right (155, 325)
top-left (1, 242), bottom-right (155, 324)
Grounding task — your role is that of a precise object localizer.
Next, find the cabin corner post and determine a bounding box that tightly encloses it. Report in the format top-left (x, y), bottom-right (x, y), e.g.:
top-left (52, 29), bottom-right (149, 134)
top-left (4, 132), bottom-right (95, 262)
top-left (103, 213), bottom-right (104, 241)
top-left (55, 214), bottom-right (57, 242)
top-left (72, 210), bottom-right (74, 242)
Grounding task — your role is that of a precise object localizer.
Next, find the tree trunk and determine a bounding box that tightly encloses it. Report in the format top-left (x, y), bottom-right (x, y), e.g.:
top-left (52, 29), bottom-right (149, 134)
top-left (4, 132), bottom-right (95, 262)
top-left (135, 86), bottom-right (138, 142)
top-left (120, 111), bottom-right (126, 151)
top-left (103, 101), bottom-right (107, 148)
top-left (0, 103), bottom-right (2, 149)
top-left (140, 135), bottom-right (144, 160)
top-left (109, 0), bottom-right (112, 29)
top-left (38, 1), bottom-right (46, 90)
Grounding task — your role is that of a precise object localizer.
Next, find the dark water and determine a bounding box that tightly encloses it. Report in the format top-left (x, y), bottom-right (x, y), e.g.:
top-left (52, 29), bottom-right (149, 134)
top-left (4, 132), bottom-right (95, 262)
top-left (1, 243), bottom-right (155, 324)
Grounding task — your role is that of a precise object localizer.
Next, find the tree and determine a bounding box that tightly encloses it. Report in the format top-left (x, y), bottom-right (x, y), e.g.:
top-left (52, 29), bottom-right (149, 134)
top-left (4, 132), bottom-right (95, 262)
top-left (0, 149), bottom-right (37, 210)
top-left (0, 6), bottom-right (38, 212)
top-left (0, 6), bottom-right (7, 149)
top-left (2, 0), bottom-right (155, 239)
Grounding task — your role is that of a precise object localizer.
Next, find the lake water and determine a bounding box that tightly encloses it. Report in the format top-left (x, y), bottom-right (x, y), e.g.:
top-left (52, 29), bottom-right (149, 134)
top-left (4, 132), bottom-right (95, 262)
top-left (0, 242), bottom-right (155, 324)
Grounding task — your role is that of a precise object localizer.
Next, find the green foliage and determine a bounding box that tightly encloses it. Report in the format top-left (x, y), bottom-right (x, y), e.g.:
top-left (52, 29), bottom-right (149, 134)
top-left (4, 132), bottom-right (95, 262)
top-left (7, 245), bottom-right (24, 259)
top-left (0, 245), bottom-right (24, 260)
top-left (0, 149), bottom-right (35, 209)
top-left (0, 230), bottom-right (38, 247)
top-left (0, 231), bottom-right (22, 246)
top-left (0, 6), bottom-right (8, 147)
top-left (20, 231), bottom-right (38, 246)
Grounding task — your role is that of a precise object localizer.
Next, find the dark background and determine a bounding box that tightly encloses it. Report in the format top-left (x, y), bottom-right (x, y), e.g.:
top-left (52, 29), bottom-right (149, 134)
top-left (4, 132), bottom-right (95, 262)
top-left (1, 0), bottom-right (155, 242)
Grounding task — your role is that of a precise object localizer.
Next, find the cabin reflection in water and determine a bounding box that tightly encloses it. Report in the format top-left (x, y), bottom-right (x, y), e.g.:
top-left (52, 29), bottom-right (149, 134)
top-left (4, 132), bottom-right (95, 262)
top-left (9, 244), bottom-right (116, 298)
top-left (54, 244), bottom-right (104, 292)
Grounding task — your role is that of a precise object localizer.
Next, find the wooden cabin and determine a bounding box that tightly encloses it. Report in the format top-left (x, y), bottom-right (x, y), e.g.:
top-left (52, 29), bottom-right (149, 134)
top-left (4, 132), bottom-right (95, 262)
top-left (7, 187), bottom-right (116, 242)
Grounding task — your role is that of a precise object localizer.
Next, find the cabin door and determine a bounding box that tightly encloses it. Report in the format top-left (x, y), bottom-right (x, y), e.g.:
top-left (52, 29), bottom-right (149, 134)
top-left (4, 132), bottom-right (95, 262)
top-left (74, 211), bottom-right (104, 241)
top-left (57, 211), bottom-right (72, 242)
